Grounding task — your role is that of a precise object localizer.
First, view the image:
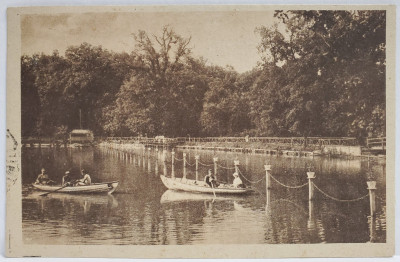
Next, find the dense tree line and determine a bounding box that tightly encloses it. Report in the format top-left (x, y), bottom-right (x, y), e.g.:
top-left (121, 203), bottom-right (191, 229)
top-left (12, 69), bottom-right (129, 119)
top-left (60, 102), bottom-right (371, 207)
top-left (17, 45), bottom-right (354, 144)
top-left (22, 11), bottom-right (385, 140)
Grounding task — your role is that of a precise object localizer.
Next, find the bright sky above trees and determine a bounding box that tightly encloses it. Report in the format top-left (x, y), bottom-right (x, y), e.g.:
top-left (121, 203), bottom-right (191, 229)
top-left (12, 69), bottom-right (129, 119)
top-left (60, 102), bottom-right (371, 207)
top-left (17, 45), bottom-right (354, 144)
top-left (21, 11), bottom-right (275, 73)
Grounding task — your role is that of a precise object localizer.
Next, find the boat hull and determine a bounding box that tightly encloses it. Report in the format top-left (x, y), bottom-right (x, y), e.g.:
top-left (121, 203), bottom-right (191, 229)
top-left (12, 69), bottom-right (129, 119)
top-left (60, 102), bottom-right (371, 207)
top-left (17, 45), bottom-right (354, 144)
top-left (160, 175), bottom-right (252, 195)
top-left (32, 181), bottom-right (119, 194)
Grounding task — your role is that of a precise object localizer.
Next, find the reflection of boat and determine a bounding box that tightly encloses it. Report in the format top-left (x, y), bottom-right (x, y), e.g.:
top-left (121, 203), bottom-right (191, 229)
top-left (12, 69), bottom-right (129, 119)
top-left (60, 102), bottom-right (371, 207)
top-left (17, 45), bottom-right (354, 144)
top-left (160, 175), bottom-right (253, 195)
top-left (160, 190), bottom-right (245, 203)
top-left (26, 190), bottom-right (118, 207)
top-left (32, 181), bottom-right (119, 194)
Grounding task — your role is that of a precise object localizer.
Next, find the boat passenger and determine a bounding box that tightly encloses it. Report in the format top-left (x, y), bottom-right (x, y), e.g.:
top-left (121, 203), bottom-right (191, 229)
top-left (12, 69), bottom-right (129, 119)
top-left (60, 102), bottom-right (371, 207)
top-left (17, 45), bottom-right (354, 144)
top-left (204, 169), bottom-right (218, 188)
top-left (232, 172), bottom-right (245, 188)
top-left (35, 168), bottom-right (55, 185)
top-left (62, 171), bottom-right (73, 186)
top-left (76, 169), bottom-right (92, 186)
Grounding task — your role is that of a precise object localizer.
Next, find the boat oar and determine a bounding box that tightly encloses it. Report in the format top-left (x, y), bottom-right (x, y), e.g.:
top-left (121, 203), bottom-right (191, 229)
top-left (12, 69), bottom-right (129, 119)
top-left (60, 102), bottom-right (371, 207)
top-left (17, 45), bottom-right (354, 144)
top-left (211, 182), bottom-right (217, 198)
top-left (39, 184), bottom-right (69, 197)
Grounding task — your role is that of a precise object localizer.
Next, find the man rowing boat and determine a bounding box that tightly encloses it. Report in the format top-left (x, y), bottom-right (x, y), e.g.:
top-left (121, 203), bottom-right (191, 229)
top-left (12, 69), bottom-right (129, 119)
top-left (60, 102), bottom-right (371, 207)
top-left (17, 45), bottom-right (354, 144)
top-left (62, 171), bottom-right (73, 186)
top-left (204, 169), bottom-right (219, 188)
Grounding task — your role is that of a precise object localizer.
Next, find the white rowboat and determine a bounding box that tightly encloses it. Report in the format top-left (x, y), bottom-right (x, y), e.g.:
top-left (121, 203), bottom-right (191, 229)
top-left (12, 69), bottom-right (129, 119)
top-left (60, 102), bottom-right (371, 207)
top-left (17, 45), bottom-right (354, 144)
top-left (32, 181), bottom-right (119, 194)
top-left (160, 175), bottom-right (253, 195)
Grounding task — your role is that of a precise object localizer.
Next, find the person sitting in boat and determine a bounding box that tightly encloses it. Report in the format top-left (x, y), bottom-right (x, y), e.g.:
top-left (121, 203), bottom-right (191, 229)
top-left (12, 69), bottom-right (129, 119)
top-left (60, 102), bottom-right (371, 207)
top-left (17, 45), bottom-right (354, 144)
top-left (62, 171), bottom-right (73, 186)
top-left (204, 169), bottom-right (219, 188)
top-left (75, 169), bottom-right (92, 186)
top-left (232, 172), bottom-right (245, 188)
top-left (35, 168), bottom-right (55, 185)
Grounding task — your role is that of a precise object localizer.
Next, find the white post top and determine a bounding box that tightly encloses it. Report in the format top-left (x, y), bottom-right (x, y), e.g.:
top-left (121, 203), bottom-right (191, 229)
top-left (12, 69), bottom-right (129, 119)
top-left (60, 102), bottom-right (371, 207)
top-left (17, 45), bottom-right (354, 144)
top-left (234, 160), bottom-right (240, 166)
top-left (172, 151), bottom-right (175, 155)
top-left (155, 148), bottom-right (159, 152)
top-left (195, 155), bottom-right (200, 160)
top-left (213, 157), bottom-right (218, 162)
top-left (307, 172), bottom-right (316, 179)
top-left (264, 164), bottom-right (271, 171)
top-left (148, 147), bottom-right (151, 151)
top-left (367, 181), bottom-right (377, 190)
top-left (183, 153), bottom-right (186, 157)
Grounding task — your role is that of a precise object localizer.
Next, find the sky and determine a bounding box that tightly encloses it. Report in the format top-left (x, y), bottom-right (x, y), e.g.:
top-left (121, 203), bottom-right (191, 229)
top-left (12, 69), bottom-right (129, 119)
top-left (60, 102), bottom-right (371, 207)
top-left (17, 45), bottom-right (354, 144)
top-left (21, 10), bottom-right (276, 73)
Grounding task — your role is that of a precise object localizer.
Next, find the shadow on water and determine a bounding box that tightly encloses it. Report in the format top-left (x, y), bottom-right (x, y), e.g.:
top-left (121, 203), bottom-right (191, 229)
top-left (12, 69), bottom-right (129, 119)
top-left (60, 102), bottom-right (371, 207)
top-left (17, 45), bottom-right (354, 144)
top-left (22, 146), bottom-right (386, 245)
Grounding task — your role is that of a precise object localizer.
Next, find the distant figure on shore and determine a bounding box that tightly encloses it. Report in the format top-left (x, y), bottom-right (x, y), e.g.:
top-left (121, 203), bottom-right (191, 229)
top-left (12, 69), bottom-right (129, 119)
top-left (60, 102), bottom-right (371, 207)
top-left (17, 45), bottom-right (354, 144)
top-left (62, 171), bottom-right (73, 186)
top-left (35, 168), bottom-right (55, 185)
top-left (204, 169), bottom-right (218, 188)
top-left (232, 172), bottom-right (245, 188)
top-left (75, 169), bottom-right (92, 186)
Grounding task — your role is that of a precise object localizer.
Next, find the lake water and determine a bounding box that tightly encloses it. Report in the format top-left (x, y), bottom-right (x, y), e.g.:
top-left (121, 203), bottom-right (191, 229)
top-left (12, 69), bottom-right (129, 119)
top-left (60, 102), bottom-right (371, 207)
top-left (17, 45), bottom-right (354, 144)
top-left (22, 146), bottom-right (386, 244)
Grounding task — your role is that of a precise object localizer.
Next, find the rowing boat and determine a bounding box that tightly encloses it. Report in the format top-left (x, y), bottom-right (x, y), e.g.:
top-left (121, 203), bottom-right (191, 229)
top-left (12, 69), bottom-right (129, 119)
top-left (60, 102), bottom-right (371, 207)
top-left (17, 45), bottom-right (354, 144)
top-left (32, 181), bottom-right (119, 194)
top-left (160, 175), bottom-right (253, 195)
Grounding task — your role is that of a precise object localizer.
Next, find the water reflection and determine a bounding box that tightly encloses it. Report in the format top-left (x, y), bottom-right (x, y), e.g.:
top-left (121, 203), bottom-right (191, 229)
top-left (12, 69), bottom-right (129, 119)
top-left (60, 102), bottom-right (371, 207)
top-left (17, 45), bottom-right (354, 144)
top-left (22, 146), bottom-right (386, 245)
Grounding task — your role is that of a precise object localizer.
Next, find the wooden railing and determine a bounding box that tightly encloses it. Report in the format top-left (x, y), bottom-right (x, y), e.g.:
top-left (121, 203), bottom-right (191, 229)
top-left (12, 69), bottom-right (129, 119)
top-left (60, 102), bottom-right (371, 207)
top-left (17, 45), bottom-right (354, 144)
top-left (367, 137), bottom-right (386, 150)
top-left (101, 136), bottom-right (358, 147)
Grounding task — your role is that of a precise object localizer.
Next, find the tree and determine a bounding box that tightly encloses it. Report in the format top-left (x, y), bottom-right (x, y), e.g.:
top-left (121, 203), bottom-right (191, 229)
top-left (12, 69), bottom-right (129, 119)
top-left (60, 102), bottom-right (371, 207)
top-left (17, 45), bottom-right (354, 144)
top-left (108, 26), bottom-right (209, 137)
top-left (21, 55), bottom-right (41, 137)
top-left (22, 44), bottom-right (135, 137)
top-left (255, 10), bottom-right (386, 138)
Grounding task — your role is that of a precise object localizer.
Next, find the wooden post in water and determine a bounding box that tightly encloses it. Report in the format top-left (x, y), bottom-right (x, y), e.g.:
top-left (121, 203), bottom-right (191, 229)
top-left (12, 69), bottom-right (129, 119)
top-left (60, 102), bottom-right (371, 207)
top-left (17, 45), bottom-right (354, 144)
top-left (213, 157), bottom-right (218, 180)
top-left (142, 151), bottom-right (146, 171)
top-left (183, 153), bottom-right (187, 179)
top-left (234, 160), bottom-right (240, 175)
top-left (264, 164), bottom-right (271, 207)
top-left (155, 151), bottom-right (159, 176)
top-left (264, 164), bottom-right (271, 190)
top-left (195, 155), bottom-right (200, 182)
top-left (369, 212), bottom-right (376, 243)
top-left (163, 150), bottom-right (167, 177)
top-left (307, 171), bottom-right (316, 201)
top-left (307, 200), bottom-right (316, 232)
top-left (367, 181), bottom-right (376, 217)
top-left (147, 148), bottom-right (151, 173)
top-left (171, 151), bottom-right (175, 178)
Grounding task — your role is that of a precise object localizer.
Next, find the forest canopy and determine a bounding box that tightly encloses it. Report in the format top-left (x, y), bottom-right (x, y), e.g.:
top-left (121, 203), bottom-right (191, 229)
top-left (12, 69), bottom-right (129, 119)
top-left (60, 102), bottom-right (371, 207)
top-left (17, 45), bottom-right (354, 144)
top-left (21, 10), bottom-right (386, 140)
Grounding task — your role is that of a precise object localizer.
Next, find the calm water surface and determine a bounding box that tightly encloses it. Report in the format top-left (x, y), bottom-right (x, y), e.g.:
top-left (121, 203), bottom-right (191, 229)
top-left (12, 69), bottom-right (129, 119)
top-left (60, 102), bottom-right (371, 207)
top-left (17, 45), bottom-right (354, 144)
top-left (22, 146), bottom-right (386, 244)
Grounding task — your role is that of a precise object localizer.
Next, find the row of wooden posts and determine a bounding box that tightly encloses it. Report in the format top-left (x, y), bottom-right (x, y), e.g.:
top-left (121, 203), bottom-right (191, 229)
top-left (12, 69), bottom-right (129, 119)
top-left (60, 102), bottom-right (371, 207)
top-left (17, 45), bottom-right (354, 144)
top-left (104, 145), bottom-right (378, 218)
top-left (103, 145), bottom-right (379, 243)
top-left (173, 149), bottom-right (377, 218)
top-left (264, 165), bottom-right (376, 217)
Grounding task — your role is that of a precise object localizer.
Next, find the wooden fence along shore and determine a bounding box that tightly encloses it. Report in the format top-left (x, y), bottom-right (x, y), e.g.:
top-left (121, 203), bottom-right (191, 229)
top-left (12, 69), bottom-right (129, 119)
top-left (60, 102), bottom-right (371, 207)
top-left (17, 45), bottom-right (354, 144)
top-left (22, 136), bottom-right (386, 159)
top-left (98, 144), bottom-right (383, 242)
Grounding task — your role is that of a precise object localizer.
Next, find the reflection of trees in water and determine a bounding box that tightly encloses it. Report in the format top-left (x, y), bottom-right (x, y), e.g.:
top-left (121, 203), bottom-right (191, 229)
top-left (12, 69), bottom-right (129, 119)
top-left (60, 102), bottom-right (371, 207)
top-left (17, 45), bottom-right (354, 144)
top-left (23, 147), bottom-right (386, 244)
top-left (23, 193), bottom-right (119, 243)
top-left (264, 197), bottom-right (310, 244)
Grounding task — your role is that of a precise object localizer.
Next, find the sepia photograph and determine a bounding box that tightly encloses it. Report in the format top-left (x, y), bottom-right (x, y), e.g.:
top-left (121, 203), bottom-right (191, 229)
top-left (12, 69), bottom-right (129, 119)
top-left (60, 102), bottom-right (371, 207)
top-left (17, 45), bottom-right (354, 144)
top-left (5, 4), bottom-right (396, 258)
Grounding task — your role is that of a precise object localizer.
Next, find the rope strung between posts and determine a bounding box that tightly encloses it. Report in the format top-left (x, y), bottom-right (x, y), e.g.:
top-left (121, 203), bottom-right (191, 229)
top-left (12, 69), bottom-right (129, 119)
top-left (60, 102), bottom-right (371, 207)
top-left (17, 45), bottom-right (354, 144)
top-left (198, 161), bottom-right (214, 167)
top-left (268, 173), bottom-right (309, 189)
top-left (238, 168), bottom-right (266, 184)
top-left (217, 164), bottom-right (236, 170)
top-left (312, 183), bottom-right (369, 202)
top-left (184, 159), bottom-right (196, 167)
top-left (174, 157), bottom-right (183, 162)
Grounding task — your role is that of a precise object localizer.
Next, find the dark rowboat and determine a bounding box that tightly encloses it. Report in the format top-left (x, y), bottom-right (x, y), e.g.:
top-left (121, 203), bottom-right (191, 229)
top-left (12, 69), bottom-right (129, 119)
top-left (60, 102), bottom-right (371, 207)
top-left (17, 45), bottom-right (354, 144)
top-left (32, 181), bottom-right (119, 194)
top-left (160, 175), bottom-right (253, 195)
